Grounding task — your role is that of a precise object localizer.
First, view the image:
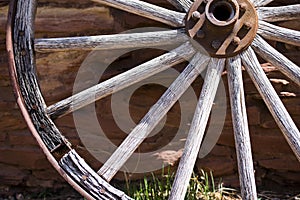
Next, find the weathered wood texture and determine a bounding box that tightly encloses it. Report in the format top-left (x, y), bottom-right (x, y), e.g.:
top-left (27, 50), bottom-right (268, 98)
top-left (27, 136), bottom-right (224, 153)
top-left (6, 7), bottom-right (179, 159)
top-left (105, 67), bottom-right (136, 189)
top-left (241, 47), bottom-right (300, 162)
top-left (9, 0), bottom-right (63, 150)
top-left (252, 0), bottom-right (274, 7)
top-left (227, 56), bottom-right (257, 200)
top-left (98, 52), bottom-right (209, 181)
top-left (257, 4), bottom-right (300, 22)
top-left (258, 20), bottom-right (300, 47)
top-left (252, 35), bottom-right (300, 87)
top-left (91, 0), bottom-right (186, 27)
top-left (8, 0), bottom-right (148, 198)
top-left (169, 58), bottom-right (225, 200)
top-left (47, 42), bottom-right (195, 119)
top-left (35, 29), bottom-right (188, 52)
top-left (60, 150), bottom-right (133, 200)
top-left (166, 0), bottom-right (192, 12)
top-left (34, 6), bottom-right (114, 38)
top-left (2, 0), bottom-right (300, 196)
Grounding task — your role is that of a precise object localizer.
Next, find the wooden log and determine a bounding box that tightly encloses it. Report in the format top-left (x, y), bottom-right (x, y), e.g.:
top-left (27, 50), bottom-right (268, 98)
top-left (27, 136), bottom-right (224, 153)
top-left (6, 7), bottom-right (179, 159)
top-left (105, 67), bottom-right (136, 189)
top-left (169, 58), bottom-right (225, 200)
top-left (34, 6), bottom-right (114, 38)
top-left (47, 42), bottom-right (195, 119)
top-left (9, 0), bottom-right (63, 150)
top-left (241, 47), bottom-right (300, 162)
top-left (166, 0), bottom-right (192, 12)
top-left (91, 0), bottom-right (186, 27)
top-left (252, 0), bottom-right (274, 7)
top-left (35, 29), bottom-right (188, 52)
top-left (59, 150), bottom-right (133, 200)
top-left (251, 35), bottom-right (300, 87)
top-left (257, 5), bottom-right (300, 22)
top-left (226, 56), bottom-right (257, 200)
top-left (258, 20), bottom-right (300, 47)
top-left (98, 52), bottom-right (210, 181)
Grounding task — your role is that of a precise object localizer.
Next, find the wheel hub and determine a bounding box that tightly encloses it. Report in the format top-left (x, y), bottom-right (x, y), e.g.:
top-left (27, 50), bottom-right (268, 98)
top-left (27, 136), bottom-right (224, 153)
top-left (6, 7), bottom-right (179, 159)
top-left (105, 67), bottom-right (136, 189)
top-left (186, 0), bottom-right (258, 58)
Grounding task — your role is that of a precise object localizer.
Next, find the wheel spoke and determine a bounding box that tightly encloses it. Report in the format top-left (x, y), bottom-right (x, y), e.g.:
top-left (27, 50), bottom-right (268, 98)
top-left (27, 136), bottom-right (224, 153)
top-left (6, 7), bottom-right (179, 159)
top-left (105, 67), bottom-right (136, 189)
top-left (98, 52), bottom-right (210, 181)
top-left (252, 0), bottom-right (274, 7)
top-left (47, 42), bottom-right (195, 119)
top-left (166, 0), bottom-right (192, 12)
top-left (91, 0), bottom-right (186, 27)
top-left (257, 4), bottom-right (300, 22)
top-left (251, 35), bottom-right (300, 87)
top-left (35, 29), bottom-right (188, 52)
top-left (241, 47), bottom-right (300, 162)
top-left (258, 20), bottom-right (300, 47)
top-left (226, 56), bottom-right (257, 200)
top-left (169, 58), bottom-right (225, 200)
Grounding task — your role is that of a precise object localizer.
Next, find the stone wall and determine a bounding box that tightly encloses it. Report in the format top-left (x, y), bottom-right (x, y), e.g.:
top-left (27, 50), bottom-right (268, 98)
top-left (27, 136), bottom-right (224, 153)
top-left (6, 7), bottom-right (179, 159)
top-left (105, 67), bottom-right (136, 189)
top-left (0, 0), bottom-right (299, 196)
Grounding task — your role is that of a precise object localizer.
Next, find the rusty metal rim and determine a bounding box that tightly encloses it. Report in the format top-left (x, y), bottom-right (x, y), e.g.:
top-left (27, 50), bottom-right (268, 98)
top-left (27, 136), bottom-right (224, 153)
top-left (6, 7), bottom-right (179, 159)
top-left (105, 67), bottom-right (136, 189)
top-left (6, 1), bottom-right (96, 199)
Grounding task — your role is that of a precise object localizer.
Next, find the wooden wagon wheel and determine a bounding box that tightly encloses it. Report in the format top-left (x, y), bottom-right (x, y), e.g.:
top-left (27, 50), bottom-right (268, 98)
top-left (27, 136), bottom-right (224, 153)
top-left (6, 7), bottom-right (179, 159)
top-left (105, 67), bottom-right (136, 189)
top-left (6, 0), bottom-right (300, 199)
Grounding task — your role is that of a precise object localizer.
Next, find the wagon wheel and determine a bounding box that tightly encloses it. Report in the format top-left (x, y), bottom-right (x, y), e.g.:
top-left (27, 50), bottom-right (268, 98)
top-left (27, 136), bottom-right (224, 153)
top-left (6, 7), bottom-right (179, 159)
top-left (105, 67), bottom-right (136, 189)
top-left (6, 0), bottom-right (300, 199)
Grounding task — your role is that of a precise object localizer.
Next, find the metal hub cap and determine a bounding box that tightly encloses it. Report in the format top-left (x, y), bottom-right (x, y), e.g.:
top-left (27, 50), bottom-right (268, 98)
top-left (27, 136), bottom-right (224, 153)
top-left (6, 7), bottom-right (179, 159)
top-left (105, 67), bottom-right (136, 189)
top-left (186, 0), bottom-right (258, 58)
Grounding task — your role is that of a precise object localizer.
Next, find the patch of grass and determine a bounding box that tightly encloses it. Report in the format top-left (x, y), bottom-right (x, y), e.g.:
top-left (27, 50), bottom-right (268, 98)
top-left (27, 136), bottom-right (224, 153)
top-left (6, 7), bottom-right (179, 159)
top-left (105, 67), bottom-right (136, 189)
top-left (123, 167), bottom-right (239, 200)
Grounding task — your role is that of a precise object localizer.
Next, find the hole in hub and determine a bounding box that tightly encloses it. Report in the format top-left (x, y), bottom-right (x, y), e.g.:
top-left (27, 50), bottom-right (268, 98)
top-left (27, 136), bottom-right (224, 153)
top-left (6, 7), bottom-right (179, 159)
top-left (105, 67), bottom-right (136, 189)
top-left (212, 1), bottom-right (235, 21)
top-left (205, 0), bottom-right (239, 26)
top-left (211, 1), bottom-right (235, 22)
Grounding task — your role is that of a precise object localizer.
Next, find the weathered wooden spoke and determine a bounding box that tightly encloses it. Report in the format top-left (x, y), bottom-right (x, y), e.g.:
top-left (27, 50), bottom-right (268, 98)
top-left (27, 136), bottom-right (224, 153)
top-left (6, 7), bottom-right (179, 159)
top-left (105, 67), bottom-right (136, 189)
top-left (35, 29), bottom-right (188, 52)
top-left (252, 0), bottom-right (274, 7)
top-left (166, 0), bottom-right (192, 12)
top-left (98, 52), bottom-right (210, 181)
top-left (91, 0), bottom-right (186, 27)
top-left (241, 47), bottom-right (300, 161)
top-left (226, 56), bottom-right (257, 200)
top-left (257, 4), bottom-right (300, 22)
top-left (47, 42), bottom-right (195, 119)
top-left (252, 35), bottom-right (300, 87)
top-left (169, 58), bottom-right (225, 200)
top-left (258, 20), bottom-right (300, 47)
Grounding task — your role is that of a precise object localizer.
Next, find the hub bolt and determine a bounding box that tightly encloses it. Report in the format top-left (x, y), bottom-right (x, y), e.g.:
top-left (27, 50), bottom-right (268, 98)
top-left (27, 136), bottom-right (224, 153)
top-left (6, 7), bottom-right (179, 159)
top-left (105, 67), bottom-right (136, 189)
top-left (192, 11), bottom-right (201, 19)
top-left (197, 30), bottom-right (205, 38)
top-left (239, 3), bottom-right (247, 11)
top-left (244, 22), bottom-right (252, 30)
top-left (232, 36), bottom-right (241, 46)
top-left (212, 40), bottom-right (222, 49)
